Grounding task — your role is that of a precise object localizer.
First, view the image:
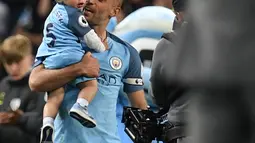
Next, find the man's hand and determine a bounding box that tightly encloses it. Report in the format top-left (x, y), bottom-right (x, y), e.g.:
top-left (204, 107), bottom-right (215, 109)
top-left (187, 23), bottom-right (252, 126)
top-left (0, 110), bottom-right (23, 125)
top-left (30, 52), bottom-right (100, 92)
top-left (75, 52), bottom-right (100, 77)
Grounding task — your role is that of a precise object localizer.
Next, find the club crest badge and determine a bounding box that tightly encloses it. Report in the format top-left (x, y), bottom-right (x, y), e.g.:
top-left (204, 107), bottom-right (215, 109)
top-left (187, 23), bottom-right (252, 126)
top-left (110, 57), bottom-right (122, 70)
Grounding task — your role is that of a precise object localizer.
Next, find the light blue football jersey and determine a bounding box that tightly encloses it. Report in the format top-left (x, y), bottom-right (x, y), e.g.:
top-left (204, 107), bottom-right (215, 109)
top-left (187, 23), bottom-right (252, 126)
top-left (34, 32), bottom-right (144, 143)
top-left (36, 3), bottom-right (91, 58)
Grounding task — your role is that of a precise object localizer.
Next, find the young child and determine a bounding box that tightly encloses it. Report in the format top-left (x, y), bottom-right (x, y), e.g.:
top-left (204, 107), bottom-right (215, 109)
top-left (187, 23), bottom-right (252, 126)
top-left (36, 0), bottom-right (105, 142)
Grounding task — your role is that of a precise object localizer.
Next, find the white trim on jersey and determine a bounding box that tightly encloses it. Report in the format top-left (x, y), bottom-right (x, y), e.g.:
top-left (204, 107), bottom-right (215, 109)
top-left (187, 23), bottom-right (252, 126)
top-left (123, 78), bottom-right (144, 86)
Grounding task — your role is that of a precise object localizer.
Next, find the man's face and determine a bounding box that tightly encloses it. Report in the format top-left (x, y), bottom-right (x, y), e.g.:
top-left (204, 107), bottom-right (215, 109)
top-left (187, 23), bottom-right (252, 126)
top-left (65, 0), bottom-right (86, 11)
top-left (84, 0), bottom-right (119, 26)
top-left (3, 56), bottom-right (33, 81)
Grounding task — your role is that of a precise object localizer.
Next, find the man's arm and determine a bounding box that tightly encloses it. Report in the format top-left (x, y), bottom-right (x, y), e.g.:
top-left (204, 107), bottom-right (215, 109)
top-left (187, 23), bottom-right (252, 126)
top-left (29, 64), bottom-right (79, 92)
top-left (128, 90), bottom-right (148, 110)
top-left (29, 52), bottom-right (99, 92)
top-left (123, 45), bottom-right (148, 110)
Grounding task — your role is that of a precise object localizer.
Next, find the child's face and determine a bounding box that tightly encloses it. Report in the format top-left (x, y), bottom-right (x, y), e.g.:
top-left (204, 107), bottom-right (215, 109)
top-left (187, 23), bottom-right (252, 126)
top-left (3, 55), bottom-right (33, 81)
top-left (65, 0), bottom-right (86, 11)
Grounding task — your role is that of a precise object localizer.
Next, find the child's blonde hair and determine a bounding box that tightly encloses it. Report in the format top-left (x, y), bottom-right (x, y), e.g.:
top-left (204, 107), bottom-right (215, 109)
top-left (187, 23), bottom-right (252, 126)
top-left (0, 34), bottom-right (32, 64)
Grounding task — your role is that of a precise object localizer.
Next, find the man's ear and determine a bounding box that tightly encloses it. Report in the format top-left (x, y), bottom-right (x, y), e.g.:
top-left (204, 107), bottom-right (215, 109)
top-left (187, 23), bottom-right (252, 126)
top-left (110, 7), bottom-right (121, 17)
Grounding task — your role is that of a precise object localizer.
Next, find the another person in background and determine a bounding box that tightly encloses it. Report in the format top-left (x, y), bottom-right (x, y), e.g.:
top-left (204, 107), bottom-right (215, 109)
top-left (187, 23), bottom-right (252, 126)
top-left (0, 35), bottom-right (45, 143)
top-left (0, 1), bottom-right (21, 80)
top-left (150, 0), bottom-right (190, 142)
top-left (180, 0), bottom-right (255, 143)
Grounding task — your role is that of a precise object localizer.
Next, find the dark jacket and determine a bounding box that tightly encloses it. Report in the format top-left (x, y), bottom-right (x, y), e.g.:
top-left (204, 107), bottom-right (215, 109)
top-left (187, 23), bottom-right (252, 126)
top-left (150, 31), bottom-right (189, 125)
top-left (0, 73), bottom-right (45, 135)
top-left (171, 1), bottom-right (255, 87)
top-left (0, 66), bottom-right (7, 81)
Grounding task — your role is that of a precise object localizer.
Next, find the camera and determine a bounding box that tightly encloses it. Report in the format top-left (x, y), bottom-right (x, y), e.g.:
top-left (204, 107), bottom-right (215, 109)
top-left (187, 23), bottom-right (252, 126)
top-left (122, 106), bottom-right (185, 143)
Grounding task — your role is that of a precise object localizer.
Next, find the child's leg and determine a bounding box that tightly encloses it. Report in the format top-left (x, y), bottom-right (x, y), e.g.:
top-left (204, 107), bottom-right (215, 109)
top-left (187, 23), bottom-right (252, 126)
top-left (43, 87), bottom-right (65, 124)
top-left (69, 80), bottom-right (97, 128)
top-left (41, 87), bottom-right (64, 143)
top-left (76, 80), bottom-right (97, 106)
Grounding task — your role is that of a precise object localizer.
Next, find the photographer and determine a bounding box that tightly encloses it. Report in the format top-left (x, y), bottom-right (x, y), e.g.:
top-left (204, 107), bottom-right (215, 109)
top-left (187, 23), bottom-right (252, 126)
top-left (176, 0), bottom-right (255, 143)
top-left (150, 0), bottom-right (190, 142)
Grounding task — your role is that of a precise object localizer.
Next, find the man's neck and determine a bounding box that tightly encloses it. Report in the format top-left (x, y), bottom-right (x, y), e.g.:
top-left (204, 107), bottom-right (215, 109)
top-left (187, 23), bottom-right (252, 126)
top-left (90, 19), bottom-right (110, 40)
top-left (92, 25), bottom-right (107, 41)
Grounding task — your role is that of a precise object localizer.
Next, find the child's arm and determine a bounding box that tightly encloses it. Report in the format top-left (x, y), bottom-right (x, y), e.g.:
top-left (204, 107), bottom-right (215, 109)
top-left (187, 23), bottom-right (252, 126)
top-left (65, 7), bottom-right (105, 52)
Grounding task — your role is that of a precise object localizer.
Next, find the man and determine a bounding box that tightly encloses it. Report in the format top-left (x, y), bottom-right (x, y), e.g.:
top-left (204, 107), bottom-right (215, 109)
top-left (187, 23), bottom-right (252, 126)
top-left (29, 0), bottom-right (148, 142)
top-left (0, 34), bottom-right (45, 143)
top-left (150, 0), bottom-right (190, 143)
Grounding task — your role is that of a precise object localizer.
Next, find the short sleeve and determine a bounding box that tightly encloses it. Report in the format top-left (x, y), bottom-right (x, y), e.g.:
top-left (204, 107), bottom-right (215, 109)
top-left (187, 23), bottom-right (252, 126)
top-left (64, 6), bottom-right (91, 37)
top-left (123, 46), bottom-right (144, 94)
top-left (32, 58), bottom-right (44, 69)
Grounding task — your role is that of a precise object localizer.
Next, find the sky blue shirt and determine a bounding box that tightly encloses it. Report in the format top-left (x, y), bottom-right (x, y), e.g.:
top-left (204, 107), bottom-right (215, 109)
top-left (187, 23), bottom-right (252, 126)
top-left (36, 3), bottom-right (91, 58)
top-left (34, 32), bottom-right (144, 143)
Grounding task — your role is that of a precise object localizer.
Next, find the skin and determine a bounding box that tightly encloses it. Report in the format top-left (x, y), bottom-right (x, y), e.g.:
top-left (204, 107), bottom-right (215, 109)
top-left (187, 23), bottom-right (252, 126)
top-left (37, 0), bottom-right (52, 17)
top-left (3, 55), bottom-right (33, 81)
top-left (64, 0), bottom-right (86, 11)
top-left (153, 0), bottom-right (173, 9)
top-left (0, 110), bottom-right (24, 125)
top-left (29, 0), bottom-right (148, 109)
